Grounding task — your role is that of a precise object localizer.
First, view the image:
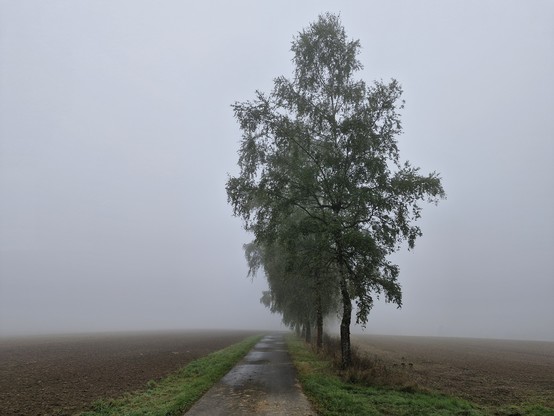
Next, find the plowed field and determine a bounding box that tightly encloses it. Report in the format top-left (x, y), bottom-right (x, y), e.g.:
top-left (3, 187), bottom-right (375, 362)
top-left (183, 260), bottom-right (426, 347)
top-left (0, 330), bottom-right (261, 416)
top-left (2, 331), bottom-right (552, 415)
top-left (352, 334), bottom-right (554, 408)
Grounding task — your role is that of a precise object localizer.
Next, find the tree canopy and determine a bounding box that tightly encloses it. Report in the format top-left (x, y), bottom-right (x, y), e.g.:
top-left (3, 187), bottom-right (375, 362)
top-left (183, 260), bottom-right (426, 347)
top-left (227, 13), bottom-right (445, 367)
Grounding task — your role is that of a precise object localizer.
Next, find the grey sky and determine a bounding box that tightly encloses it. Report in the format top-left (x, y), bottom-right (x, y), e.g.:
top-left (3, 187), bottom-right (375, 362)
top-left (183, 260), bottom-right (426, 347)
top-left (1, 1), bottom-right (552, 340)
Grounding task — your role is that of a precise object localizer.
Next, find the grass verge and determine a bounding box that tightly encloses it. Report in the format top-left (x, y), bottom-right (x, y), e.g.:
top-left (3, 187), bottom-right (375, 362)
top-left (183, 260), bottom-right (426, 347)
top-left (80, 334), bottom-right (262, 416)
top-left (286, 335), bottom-right (554, 416)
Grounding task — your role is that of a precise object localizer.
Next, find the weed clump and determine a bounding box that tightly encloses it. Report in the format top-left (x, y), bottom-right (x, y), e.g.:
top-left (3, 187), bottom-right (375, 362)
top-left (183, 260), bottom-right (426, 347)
top-left (318, 333), bottom-right (418, 391)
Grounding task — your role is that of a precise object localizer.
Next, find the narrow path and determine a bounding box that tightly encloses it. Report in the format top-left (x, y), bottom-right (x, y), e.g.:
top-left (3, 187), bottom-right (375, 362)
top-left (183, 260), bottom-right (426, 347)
top-left (184, 333), bottom-right (316, 415)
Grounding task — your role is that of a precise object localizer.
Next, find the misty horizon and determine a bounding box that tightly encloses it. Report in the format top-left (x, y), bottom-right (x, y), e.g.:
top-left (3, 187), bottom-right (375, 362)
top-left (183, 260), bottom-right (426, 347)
top-left (1, 1), bottom-right (553, 342)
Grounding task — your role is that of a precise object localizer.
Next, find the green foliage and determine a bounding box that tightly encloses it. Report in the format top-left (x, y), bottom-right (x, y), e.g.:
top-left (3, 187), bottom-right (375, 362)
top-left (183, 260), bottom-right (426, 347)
top-left (246, 232), bottom-right (339, 332)
top-left (79, 335), bottom-right (261, 416)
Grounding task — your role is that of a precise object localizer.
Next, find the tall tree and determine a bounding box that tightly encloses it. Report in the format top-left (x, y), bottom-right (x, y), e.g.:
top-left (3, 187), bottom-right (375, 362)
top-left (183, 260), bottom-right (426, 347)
top-left (227, 13), bottom-right (445, 368)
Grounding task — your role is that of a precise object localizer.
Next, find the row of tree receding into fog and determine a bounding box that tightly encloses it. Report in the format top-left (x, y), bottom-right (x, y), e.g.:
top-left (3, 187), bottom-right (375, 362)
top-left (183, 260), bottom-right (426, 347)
top-left (226, 13), bottom-right (445, 369)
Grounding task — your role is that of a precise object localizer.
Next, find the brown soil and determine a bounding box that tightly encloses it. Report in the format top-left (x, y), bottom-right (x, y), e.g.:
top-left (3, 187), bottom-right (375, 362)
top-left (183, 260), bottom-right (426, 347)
top-left (0, 329), bottom-right (261, 416)
top-left (352, 334), bottom-right (554, 408)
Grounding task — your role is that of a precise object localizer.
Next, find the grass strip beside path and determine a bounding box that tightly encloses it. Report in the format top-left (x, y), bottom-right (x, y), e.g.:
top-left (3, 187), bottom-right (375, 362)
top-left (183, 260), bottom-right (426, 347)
top-left (286, 335), bottom-right (485, 416)
top-left (80, 334), bottom-right (262, 416)
top-left (286, 336), bottom-right (554, 416)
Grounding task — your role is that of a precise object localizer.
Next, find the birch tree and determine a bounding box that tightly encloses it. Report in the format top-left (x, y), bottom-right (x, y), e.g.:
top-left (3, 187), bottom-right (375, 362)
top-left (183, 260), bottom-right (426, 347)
top-left (227, 13), bottom-right (445, 367)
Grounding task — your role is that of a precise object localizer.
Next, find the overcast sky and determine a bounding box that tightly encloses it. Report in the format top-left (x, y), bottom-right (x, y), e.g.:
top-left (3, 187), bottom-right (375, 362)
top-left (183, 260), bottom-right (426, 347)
top-left (1, 1), bottom-right (552, 341)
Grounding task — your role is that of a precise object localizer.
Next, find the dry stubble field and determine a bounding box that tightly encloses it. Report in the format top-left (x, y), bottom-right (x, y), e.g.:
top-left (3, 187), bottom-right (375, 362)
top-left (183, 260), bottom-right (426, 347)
top-left (0, 329), bottom-right (261, 416)
top-left (352, 334), bottom-right (554, 409)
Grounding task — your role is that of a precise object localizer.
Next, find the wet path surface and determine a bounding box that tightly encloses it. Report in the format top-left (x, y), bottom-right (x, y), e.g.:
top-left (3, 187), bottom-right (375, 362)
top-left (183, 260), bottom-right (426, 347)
top-left (184, 333), bottom-right (316, 415)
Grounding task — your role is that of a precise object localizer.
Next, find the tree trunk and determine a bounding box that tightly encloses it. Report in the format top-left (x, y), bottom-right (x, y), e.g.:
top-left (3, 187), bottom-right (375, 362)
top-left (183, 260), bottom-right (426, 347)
top-left (340, 276), bottom-right (352, 368)
top-left (316, 284), bottom-right (323, 351)
top-left (305, 319), bottom-right (311, 343)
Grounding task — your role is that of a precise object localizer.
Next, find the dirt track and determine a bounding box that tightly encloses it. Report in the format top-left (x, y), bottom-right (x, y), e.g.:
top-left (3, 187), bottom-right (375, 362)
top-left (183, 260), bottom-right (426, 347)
top-left (0, 330), bottom-right (260, 416)
top-left (352, 334), bottom-right (554, 408)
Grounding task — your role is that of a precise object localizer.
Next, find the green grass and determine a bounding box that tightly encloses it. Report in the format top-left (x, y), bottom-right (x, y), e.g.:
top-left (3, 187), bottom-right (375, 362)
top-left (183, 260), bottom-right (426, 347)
top-left (494, 405), bottom-right (554, 416)
top-left (80, 335), bottom-right (262, 416)
top-left (286, 336), bottom-right (554, 416)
